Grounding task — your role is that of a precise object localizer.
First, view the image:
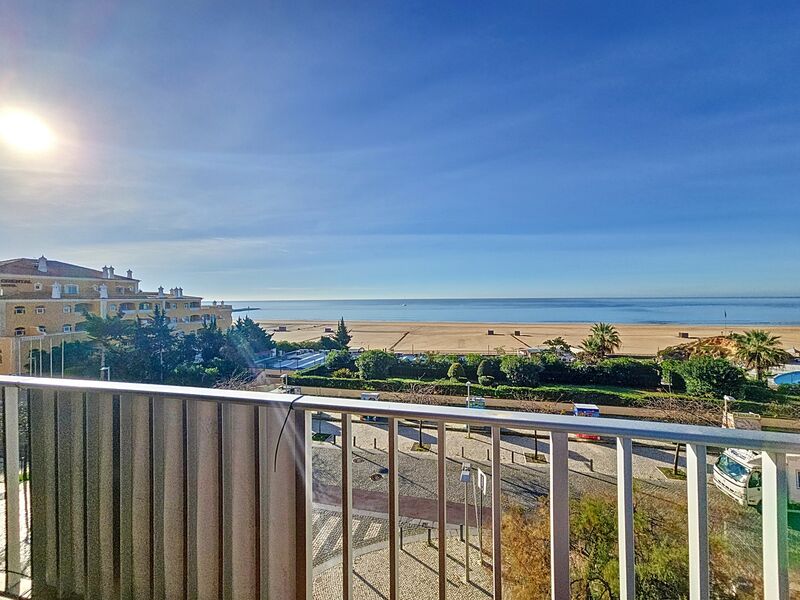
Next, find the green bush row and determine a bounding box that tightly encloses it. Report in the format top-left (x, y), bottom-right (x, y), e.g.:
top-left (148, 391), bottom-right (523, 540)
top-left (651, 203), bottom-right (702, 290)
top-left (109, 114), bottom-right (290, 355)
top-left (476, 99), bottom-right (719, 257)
top-left (286, 375), bottom-right (799, 418)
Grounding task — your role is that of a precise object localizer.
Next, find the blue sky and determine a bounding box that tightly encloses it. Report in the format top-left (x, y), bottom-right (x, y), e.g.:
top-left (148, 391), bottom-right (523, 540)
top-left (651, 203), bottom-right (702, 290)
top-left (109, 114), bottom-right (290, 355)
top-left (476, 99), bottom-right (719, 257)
top-left (1, 2), bottom-right (798, 299)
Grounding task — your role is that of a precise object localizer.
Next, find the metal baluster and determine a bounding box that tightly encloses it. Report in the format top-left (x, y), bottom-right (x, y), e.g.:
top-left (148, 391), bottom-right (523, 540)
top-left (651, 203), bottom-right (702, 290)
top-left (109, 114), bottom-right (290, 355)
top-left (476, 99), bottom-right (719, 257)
top-left (491, 425), bottom-right (503, 600)
top-left (388, 417), bottom-right (399, 600)
top-left (437, 421), bottom-right (447, 600)
top-left (616, 437), bottom-right (635, 600)
top-left (3, 386), bottom-right (22, 593)
top-left (549, 432), bottom-right (569, 600)
top-left (686, 443), bottom-right (709, 600)
top-left (762, 450), bottom-right (789, 600)
top-left (341, 414), bottom-right (353, 600)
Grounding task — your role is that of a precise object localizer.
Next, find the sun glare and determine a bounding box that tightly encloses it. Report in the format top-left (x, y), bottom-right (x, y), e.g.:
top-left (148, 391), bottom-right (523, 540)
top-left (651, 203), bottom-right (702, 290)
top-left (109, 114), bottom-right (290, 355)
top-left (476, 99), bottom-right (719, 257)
top-left (0, 108), bottom-right (56, 154)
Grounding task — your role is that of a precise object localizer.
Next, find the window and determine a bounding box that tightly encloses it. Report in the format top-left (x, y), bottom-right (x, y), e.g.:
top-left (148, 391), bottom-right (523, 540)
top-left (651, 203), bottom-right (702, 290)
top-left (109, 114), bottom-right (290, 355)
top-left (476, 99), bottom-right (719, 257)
top-left (35, 305), bottom-right (46, 314)
top-left (184, 303), bottom-right (189, 309)
top-left (109, 303), bottom-right (117, 311)
top-left (15, 327), bottom-right (25, 337)
top-left (139, 302), bottom-right (152, 310)
top-left (14, 306), bottom-right (25, 314)
top-left (716, 454), bottom-right (750, 484)
top-left (34, 282), bottom-right (43, 291)
top-left (38, 325), bottom-right (47, 334)
top-left (797, 470), bottom-right (800, 489)
top-left (748, 470), bottom-right (761, 489)
top-left (64, 284), bottom-right (79, 295)
top-left (63, 305), bottom-right (72, 313)
top-left (62, 324), bottom-right (73, 333)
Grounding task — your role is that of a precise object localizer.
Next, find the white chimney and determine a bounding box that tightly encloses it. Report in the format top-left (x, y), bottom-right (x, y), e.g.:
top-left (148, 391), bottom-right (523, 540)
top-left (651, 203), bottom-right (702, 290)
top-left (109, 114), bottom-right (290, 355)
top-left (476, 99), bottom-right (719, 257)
top-left (158, 286), bottom-right (165, 298)
top-left (37, 256), bottom-right (48, 273)
top-left (108, 266), bottom-right (115, 278)
top-left (126, 269), bottom-right (133, 279)
top-left (102, 266), bottom-right (109, 278)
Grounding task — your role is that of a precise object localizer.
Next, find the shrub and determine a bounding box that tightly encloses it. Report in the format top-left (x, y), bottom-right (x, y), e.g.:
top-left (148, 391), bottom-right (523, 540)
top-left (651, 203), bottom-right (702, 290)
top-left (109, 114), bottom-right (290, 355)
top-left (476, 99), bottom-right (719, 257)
top-left (478, 375), bottom-right (495, 386)
top-left (673, 356), bottom-right (745, 398)
top-left (447, 361), bottom-right (466, 380)
top-left (660, 359), bottom-right (687, 392)
top-left (777, 383), bottom-right (800, 397)
top-left (477, 358), bottom-right (502, 379)
top-left (331, 368), bottom-right (358, 379)
top-left (325, 348), bottom-right (354, 371)
top-left (500, 355), bottom-right (542, 387)
top-left (597, 358), bottom-right (661, 389)
top-left (355, 350), bottom-right (398, 380)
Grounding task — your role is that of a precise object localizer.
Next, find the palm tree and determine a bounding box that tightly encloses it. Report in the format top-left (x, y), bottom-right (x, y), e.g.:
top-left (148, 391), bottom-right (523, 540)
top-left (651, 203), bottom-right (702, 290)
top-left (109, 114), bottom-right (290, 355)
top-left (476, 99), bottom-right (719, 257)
top-left (731, 329), bottom-right (788, 380)
top-left (581, 322), bottom-right (621, 359)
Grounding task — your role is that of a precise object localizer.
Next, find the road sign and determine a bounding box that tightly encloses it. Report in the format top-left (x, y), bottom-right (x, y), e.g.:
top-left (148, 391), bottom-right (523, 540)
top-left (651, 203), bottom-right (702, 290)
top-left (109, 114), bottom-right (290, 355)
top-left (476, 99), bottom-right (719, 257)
top-left (477, 468), bottom-right (488, 495)
top-left (467, 396), bottom-right (486, 409)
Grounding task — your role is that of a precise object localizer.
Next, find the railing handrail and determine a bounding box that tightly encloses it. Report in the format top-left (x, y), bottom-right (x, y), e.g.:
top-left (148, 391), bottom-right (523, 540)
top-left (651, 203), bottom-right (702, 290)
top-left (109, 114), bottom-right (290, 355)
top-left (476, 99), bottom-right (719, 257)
top-left (2, 375), bottom-right (799, 453)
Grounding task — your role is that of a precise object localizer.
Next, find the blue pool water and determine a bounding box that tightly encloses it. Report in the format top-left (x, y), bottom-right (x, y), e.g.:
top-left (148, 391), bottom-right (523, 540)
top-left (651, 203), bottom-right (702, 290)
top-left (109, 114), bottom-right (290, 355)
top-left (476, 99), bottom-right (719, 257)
top-left (774, 371), bottom-right (800, 385)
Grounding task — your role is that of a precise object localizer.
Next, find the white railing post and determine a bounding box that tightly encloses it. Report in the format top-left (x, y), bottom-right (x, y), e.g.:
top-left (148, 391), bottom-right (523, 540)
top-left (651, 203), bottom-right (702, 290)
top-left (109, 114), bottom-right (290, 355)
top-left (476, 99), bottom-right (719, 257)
top-left (388, 417), bottom-right (400, 600)
top-left (616, 437), bottom-right (635, 600)
top-left (437, 421), bottom-right (447, 600)
top-left (549, 432), bottom-right (569, 600)
top-left (686, 443), bottom-right (709, 600)
top-left (295, 408), bottom-right (313, 600)
top-left (491, 425), bottom-right (503, 600)
top-left (341, 414), bottom-right (354, 600)
top-left (762, 451), bottom-right (789, 600)
top-left (3, 386), bottom-right (22, 594)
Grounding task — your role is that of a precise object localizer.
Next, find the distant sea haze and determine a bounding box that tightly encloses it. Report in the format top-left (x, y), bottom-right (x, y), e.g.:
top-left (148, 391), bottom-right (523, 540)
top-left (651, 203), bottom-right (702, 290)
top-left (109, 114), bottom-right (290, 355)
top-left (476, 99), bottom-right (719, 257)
top-left (230, 297), bottom-right (800, 326)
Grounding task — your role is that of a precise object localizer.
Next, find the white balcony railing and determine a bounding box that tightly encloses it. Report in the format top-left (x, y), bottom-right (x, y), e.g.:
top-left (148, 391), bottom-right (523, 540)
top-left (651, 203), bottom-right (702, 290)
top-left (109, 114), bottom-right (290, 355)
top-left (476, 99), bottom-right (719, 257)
top-left (0, 375), bottom-right (797, 599)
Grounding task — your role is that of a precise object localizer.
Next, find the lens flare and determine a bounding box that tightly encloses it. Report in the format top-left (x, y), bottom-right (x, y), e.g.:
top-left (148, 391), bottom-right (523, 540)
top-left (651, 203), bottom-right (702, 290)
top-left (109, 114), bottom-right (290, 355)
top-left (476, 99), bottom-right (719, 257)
top-left (0, 108), bottom-right (56, 154)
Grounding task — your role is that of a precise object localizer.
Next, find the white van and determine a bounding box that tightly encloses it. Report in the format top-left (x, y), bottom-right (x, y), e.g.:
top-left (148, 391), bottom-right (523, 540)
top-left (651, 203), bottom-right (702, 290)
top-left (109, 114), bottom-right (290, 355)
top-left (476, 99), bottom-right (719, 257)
top-left (713, 448), bottom-right (800, 507)
top-left (358, 392), bottom-right (387, 422)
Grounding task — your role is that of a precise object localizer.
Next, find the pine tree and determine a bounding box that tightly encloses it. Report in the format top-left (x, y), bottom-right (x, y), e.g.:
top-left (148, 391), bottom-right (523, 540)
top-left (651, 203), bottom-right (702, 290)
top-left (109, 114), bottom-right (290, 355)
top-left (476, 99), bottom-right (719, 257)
top-left (334, 317), bottom-right (352, 349)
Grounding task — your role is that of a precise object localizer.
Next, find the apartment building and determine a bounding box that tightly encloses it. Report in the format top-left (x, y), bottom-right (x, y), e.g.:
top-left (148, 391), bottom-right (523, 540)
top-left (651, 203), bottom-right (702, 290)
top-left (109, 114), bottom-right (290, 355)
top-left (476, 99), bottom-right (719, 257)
top-left (0, 256), bottom-right (232, 374)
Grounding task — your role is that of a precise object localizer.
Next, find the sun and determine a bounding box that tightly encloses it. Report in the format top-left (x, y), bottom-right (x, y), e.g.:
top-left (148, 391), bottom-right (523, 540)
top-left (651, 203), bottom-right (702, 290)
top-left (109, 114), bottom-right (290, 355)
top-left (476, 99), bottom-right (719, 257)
top-left (0, 108), bottom-right (56, 154)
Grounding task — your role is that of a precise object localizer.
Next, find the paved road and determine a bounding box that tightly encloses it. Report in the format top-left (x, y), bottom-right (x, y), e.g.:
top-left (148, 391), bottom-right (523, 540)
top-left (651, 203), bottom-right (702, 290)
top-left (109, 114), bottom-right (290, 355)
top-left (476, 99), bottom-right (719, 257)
top-left (309, 418), bottom-right (705, 570)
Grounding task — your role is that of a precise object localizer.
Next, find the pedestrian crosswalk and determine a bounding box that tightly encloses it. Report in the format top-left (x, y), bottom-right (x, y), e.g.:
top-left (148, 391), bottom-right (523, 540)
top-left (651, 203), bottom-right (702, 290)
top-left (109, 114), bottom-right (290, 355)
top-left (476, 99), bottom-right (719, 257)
top-left (312, 508), bottom-right (390, 566)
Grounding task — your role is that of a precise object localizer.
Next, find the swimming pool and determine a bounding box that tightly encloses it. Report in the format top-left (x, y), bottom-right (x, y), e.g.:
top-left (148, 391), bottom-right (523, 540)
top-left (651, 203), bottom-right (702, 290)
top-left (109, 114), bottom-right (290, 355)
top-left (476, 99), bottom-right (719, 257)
top-left (774, 371), bottom-right (800, 385)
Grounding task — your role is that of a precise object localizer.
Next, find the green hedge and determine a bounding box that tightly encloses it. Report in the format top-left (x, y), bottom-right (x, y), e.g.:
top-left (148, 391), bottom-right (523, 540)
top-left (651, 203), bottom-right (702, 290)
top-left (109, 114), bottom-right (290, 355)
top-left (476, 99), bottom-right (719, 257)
top-left (286, 375), bottom-right (800, 418)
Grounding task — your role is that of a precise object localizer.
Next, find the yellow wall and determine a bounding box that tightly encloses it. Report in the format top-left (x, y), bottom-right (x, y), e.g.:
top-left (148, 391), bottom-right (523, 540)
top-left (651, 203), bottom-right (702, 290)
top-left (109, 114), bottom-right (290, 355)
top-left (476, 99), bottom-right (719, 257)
top-left (0, 274), bottom-right (139, 298)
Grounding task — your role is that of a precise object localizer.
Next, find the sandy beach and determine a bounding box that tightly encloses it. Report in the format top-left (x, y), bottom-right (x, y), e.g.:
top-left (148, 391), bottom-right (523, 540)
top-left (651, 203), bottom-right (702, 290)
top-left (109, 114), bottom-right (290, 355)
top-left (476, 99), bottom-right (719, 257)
top-left (254, 319), bottom-right (800, 356)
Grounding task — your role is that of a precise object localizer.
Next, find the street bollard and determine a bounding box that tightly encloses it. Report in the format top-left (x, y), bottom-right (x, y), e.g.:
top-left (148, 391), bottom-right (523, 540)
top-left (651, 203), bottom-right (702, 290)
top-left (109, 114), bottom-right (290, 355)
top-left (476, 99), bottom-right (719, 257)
top-left (461, 446), bottom-right (465, 458)
top-left (486, 448), bottom-right (490, 461)
top-left (427, 528), bottom-right (433, 546)
top-left (353, 435), bottom-right (357, 448)
top-left (373, 437), bottom-right (377, 449)
top-left (511, 451), bottom-right (515, 464)
top-left (589, 458), bottom-right (594, 472)
top-left (400, 527), bottom-right (404, 550)
top-left (332, 435), bottom-right (336, 446)
top-left (459, 524), bottom-right (464, 542)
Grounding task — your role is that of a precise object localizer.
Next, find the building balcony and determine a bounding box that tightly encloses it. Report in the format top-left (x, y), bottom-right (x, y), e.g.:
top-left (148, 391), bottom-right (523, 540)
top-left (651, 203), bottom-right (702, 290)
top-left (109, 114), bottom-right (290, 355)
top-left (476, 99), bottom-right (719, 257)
top-left (0, 375), bottom-right (796, 599)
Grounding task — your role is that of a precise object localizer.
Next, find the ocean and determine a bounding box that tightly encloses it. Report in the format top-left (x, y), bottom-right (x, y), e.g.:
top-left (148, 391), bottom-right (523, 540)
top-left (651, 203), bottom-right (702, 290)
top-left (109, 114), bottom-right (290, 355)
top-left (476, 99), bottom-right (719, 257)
top-left (229, 297), bottom-right (800, 325)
